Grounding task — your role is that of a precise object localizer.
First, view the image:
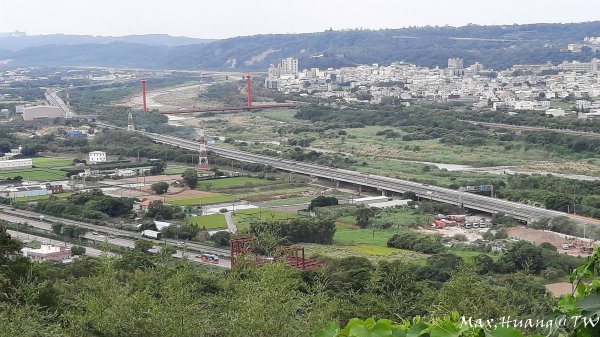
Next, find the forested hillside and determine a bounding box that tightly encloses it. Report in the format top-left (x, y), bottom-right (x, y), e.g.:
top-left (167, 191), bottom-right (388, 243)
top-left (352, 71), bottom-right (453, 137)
top-left (2, 21), bottom-right (600, 70)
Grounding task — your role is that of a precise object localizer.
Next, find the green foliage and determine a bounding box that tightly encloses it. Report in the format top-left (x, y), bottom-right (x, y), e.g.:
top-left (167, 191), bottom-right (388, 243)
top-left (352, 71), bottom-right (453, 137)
top-left (147, 200), bottom-right (185, 220)
top-left (71, 245), bottom-right (86, 256)
top-left (387, 230), bottom-right (446, 254)
top-left (209, 231), bottom-right (231, 247)
top-left (151, 181), bottom-right (169, 195)
top-left (310, 196), bottom-right (339, 211)
top-left (181, 169), bottom-right (199, 188)
top-left (249, 217), bottom-right (336, 245)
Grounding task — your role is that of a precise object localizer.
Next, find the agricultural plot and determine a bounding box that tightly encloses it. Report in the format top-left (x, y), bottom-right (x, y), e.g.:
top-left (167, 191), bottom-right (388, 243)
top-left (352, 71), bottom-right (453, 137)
top-left (186, 214), bottom-right (227, 229)
top-left (0, 169), bottom-right (67, 181)
top-left (14, 192), bottom-right (73, 202)
top-left (233, 208), bottom-right (296, 231)
top-left (168, 193), bottom-right (239, 206)
top-left (196, 177), bottom-right (277, 191)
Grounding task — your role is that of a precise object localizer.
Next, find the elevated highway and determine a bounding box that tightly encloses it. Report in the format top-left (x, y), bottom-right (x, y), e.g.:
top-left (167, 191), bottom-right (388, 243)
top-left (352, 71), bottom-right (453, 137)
top-left (97, 123), bottom-right (600, 227)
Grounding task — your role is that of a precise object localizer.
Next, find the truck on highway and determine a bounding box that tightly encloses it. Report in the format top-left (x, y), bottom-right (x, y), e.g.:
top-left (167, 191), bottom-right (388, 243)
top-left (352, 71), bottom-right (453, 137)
top-left (200, 254), bottom-right (219, 264)
top-left (141, 230), bottom-right (161, 240)
top-left (446, 215), bottom-right (466, 223)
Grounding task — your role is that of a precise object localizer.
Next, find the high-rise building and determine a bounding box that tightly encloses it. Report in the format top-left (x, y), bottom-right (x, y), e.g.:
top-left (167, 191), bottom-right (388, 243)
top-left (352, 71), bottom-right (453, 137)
top-left (448, 58), bottom-right (464, 69)
top-left (280, 58), bottom-right (299, 75)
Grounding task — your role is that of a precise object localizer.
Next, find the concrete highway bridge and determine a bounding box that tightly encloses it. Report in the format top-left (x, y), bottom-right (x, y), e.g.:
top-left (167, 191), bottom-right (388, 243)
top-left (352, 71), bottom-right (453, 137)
top-left (98, 123), bottom-right (600, 227)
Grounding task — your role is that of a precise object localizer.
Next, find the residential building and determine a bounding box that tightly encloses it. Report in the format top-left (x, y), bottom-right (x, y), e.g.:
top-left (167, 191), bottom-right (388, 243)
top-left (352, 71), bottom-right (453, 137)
top-left (23, 244), bottom-right (71, 263)
top-left (280, 58), bottom-right (299, 75)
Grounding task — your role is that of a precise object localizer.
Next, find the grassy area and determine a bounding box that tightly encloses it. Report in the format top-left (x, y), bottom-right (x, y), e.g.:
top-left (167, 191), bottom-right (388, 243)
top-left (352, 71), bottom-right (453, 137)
top-left (26, 240), bottom-right (42, 249)
top-left (233, 208), bottom-right (296, 231)
top-left (164, 166), bottom-right (190, 174)
top-left (15, 192), bottom-right (73, 202)
top-left (333, 226), bottom-right (398, 246)
top-left (0, 168), bottom-right (67, 181)
top-left (262, 196), bottom-right (314, 207)
top-left (449, 249), bottom-right (501, 263)
top-left (186, 214), bottom-right (227, 229)
top-left (196, 177), bottom-right (277, 191)
top-left (302, 243), bottom-right (427, 263)
top-left (32, 157), bottom-right (75, 168)
top-left (237, 187), bottom-right (313, 201)
top-left (259, 109), bottom-right (298, 123)
top-left (168, 194), bottom-right (239, 206)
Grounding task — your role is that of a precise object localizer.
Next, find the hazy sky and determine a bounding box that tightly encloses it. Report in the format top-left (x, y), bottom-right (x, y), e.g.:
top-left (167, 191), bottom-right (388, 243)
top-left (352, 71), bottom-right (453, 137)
top-left (1, 0), bottom-right (599, 39)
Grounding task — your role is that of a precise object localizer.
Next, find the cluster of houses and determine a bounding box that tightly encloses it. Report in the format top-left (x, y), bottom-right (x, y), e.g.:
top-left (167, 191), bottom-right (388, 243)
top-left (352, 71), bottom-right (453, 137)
top-left (266, 57), bottom-right (600, 120)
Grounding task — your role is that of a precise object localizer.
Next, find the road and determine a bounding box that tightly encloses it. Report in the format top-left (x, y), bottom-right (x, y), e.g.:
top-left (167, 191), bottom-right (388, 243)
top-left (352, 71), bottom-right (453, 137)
top-left (7, 229), bottom-right (111, 258)
top-left (96, 123), bottom-right (600, 227)
top-left (0, 205), bottom-right (231, 268)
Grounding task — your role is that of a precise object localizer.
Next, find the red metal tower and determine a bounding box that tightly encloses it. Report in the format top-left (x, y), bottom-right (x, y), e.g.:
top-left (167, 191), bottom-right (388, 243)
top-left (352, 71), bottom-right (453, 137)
top-left (246, 75), bottom-right (252, 107)
top-left (141, 79), bottom-right (147, 112)
top-left (198, 124), bottom-right (209, 170)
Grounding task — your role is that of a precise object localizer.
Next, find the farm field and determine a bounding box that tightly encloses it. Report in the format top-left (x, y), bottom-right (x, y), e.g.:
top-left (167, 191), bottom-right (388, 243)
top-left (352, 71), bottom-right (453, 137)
top-left (186, 214), bottom-right (227, 229)
top-left (196, 177), bottom-right (277, 191)
top-left (32, 157), bottom-right (75, 168)
top-left (233, 208), bottom-right (296, 231)
top-left (0, 168), bottom-right (67, 181)
top-left (168, 193), bottom-right (238, 206)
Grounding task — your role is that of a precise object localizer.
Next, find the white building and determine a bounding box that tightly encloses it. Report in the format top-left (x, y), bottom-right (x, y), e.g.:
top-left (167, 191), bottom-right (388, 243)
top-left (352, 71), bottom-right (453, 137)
top-left (22, 106), bottom-right (65, 121)
top-left (88, 151), bottom-right (107, 163)
top-left (0, 158), bottom-right (32, 170)
top-left (23, 244), bottom-right (71, 263)
top-left (1, 185), bottom-right (49, 199)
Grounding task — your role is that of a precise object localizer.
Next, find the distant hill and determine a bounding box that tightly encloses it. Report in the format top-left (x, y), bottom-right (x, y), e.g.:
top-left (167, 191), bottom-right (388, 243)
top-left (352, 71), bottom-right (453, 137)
top-left (0, 33), bottom-right (214, 51)
top-left (1, 22), bottom-right (600, 70)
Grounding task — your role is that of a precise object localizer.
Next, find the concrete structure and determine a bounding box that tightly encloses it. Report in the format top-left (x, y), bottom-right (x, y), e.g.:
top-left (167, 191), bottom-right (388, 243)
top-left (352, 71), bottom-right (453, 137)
top-left (23, 244), bottom-right (71, 263)
top-left (22, 106), bottom-right (64, 121)
top-left (368, 199), bottom-right (412, 209)
top-left (0, 158), bottom-right (32, 170)
top-left (350, 195), bottom-right (391, 205)
top-left (88, 151), bottom-right (106, 163)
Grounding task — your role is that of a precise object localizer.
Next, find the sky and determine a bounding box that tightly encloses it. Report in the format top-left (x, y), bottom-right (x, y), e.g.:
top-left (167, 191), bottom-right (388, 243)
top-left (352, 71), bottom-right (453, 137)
top-left (1, 0), bottom-right (600, 39)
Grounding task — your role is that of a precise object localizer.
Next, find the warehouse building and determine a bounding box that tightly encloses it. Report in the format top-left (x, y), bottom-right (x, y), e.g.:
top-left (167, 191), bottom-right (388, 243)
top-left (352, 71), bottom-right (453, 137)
top-left (0, 158), bottom-right (32, 170)
top-left (22, 106), bottom-right (65, 121)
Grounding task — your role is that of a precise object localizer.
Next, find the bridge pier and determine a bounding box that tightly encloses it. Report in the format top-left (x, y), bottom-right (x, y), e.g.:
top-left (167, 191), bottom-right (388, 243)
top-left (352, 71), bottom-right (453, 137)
top-left (358, 185), bottom-right (362, 196)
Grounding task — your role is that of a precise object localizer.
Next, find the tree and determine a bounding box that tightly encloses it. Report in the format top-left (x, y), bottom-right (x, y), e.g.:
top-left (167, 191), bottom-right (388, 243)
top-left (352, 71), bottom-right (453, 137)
top-left (134, 240), bottom-right (154, 253)
top-left (51, 223), bottom-right (63, 235)
top-left (181, 169), bottom-right (198, 188)
top-left (308, 196), bottom-right (338, 211)
top-left (71, 246), bottom-right (86, 256)
top-left (151, 181), bottom-right (169, 195)
top-left (149, 161), bottom-right (166, 175)
top-left (209, 231), bottom-right (231, 247)
top-left (500, 241), bottom-right (546, 274)
top-left (355, 206), bottom-right (373, 229)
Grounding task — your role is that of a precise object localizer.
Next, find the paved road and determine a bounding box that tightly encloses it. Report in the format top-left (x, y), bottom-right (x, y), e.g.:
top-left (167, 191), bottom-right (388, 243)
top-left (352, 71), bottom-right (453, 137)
top-left (97, 124), bottom-right (600, 227)
top-left (0, 205), bottom-right (232, 267)
top-left (7, 229), bottom-right (111, 258)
